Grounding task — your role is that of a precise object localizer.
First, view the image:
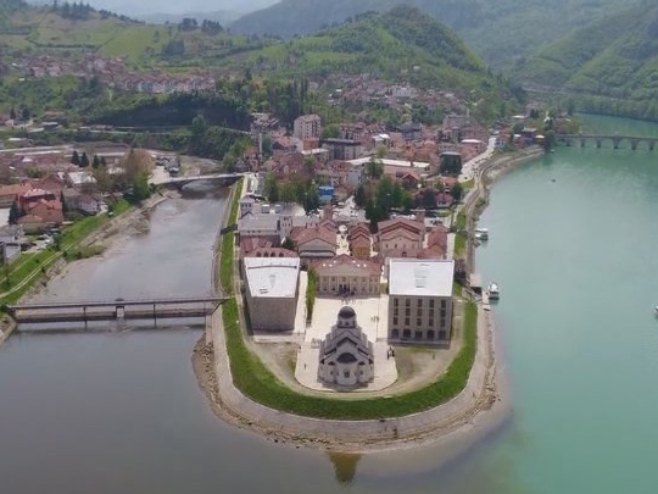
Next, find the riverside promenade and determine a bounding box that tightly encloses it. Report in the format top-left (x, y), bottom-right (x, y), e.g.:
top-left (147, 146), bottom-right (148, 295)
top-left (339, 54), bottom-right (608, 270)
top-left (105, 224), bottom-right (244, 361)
top-left (208, 303), bottom-right (500, 449)
top-left (199, 146), bottom-right (550, 450)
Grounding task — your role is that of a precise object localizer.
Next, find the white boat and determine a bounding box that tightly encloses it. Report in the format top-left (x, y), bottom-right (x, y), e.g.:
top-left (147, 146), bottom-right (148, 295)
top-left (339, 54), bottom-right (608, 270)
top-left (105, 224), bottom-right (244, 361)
top-left (475, 227), bottom-right (489, 240)
top-left (488, 282), bottom-right (500, 300)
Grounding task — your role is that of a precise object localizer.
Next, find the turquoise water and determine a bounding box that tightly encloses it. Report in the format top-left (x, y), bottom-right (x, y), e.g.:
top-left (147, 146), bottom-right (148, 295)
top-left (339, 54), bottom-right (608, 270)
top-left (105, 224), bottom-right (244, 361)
top-left (3, 117), bottom-right (658, 493)
top-left (473, 125), bottom-right (658, 493)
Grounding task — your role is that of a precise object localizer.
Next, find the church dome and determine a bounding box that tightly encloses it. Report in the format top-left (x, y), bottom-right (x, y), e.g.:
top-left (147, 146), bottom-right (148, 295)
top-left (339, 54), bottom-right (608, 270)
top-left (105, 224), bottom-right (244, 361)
top-left (338, 306), bottom-right (356, 319)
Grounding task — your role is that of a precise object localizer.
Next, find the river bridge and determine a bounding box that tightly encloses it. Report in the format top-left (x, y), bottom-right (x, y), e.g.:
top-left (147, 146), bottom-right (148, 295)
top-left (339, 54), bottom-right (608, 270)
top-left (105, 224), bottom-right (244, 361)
top-left (156, 173), bottom-right (245, 189)
top-left (556, 134), bottom-right (658, 150)
top-left (8, 295), bottom-right (227, 326)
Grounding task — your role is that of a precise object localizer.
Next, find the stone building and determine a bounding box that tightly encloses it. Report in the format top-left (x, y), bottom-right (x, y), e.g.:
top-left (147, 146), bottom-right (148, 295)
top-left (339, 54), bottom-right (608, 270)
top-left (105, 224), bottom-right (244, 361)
top-left (312, 255), bottom-right (380, 296)
top-left (388, 259), bottom-right (454, 343)
top-left (244, 257), bottom-right (300, 331)
top-left (318, 306), bottom-right (374, 389)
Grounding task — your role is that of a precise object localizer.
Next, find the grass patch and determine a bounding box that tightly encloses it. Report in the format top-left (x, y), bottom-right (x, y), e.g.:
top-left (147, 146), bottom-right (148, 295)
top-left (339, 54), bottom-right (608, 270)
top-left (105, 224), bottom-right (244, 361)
top-left (219, 180), bottom-right (242, 296)
top-left (455, 211), bottom-right (467, 230)
top-left (461, 178), bottom-right (475, 190)
top-left (306, 268), bottom-right (317, 323)
top-left (0, 199), bottom-right (132, 305)
top-left (454, 233), bottom-right (467, 258)
top-left (453, 281), bottom-right (463, 297)
top-left (223, 297), bottom-right (477, 419)
top-left (219, 180), bottom-right (479, 419)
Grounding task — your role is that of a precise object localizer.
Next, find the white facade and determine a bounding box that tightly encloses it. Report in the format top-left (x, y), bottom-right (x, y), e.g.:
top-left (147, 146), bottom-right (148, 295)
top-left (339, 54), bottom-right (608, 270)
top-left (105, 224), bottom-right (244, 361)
top-left (293, 114), bottom-right (322, 140)
top-left (318, 306), bottom-right (374, 389)
top-left (388, 259), bottom-right (454, 343)
top-left (244, 257), bottom-right (300, 331)
top-left (313, 255), bottom-right (380, 296)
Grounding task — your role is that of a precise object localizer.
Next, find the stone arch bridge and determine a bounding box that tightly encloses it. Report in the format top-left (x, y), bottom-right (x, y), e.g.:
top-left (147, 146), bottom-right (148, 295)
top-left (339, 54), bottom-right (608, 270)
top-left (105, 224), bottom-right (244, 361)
top-left (556, 134), bottom-right (658, 151)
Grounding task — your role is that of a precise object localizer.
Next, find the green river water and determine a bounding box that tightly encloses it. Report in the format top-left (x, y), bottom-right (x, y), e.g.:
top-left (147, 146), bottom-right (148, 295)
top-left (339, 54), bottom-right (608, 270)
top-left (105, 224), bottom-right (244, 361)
top-left (1, 115), bottom-right (658, 493)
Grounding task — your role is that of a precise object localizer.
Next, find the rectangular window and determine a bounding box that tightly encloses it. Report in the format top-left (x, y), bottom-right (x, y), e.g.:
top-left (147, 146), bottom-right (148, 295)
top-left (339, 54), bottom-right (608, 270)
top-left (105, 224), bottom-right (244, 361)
top-left (393, 317), bottom-right (398, 325)
top-left (417, 299), bottom-right (423, 308)
top-left (405, 308), bottom-right (410, 316)
top-left (405, 299), bottom-right (410, 307)
top-left (394, 308), bottom-right (398, 316)
top-left (441, 300), bottom-right (447, 309)
top-left (429, 309), bottom-right (434, 319)
top-left (394, 298), bottom-right (399, 307)
top-left (404, 318), bottom-right (410, 326)
top-left (416, 318), bottom-right (421, 327)
top-left (429, 299), bottom-right (435, 308)
top-left (429, 318), bottom-right (434, 327)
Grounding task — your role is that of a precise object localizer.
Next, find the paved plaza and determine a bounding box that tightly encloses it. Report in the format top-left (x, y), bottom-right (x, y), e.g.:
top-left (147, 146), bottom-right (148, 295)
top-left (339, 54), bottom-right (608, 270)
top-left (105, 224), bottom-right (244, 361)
top-left (294, 293), bottom-right (398, 392)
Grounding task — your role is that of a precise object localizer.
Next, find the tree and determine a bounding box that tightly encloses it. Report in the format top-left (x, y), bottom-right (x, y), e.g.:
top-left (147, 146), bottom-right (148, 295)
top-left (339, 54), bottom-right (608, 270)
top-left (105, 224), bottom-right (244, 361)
top-left (450, 183), bottom-right (464, 202)
top-left (92, 155), bottom-right (101, 168)
top-left (281, 237), bottom-right (296, 251)
top-left (354, 184), bottom-right (367, 208)
top-left (9, 107), bottom-right (16, 121)
top-left (543, 129), bottom-right (557, 152)
top-left (280, 182), bottom-right (296, 204)
top-left (80, 152), bottom-right (90, 168)
top-left (70, 150), bottom-right (80, 166)
top-left (132, 172), bottom-right (151, 201)
top-left (264, 173), bottom-right (279, 202)
top-left (8, 201), bottom-right (20, 225)
top-left (21, 107), bottom-right (30, 122)
top-left (421, 188), bottom-right (437, 209)
top-left (365, 157), bottom-right (383, 180)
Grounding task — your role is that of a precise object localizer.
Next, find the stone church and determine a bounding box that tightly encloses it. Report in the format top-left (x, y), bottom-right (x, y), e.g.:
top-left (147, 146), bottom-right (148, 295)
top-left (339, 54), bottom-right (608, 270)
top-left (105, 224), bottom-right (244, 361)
top-left (318, 306), bottom-right (374, 389)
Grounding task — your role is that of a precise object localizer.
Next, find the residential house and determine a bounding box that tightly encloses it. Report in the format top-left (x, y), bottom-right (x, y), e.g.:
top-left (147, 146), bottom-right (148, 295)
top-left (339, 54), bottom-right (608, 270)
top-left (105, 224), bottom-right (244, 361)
top-left (348, 223), bottom-right (371, 260)
top-left (290, 225), bottom-right (337, 267)
top-left (0, 182), bottom-right (32, 207)
top-left (387, 259), bottom-right (454, 343)
top-left (293, 114), bottom-right (322, 140)
top-left (237, 212), bottom-right (281, 246)
top-left (0, 225), bottom-right (25, 263)
top-left (18, 199), bottom-right (64, 232)
top-left (312, 254), bottom-right (380, 296)
top-left (376, 218), bottom-right (425, 260)
top-left (321, 138), bottom-right (363, 161)
top-left (62, 188), bottom-right (103, 215)
top-left (398, 122), bottom-right (422, 141)
top-left (425, 225), bottom-right (448, 258)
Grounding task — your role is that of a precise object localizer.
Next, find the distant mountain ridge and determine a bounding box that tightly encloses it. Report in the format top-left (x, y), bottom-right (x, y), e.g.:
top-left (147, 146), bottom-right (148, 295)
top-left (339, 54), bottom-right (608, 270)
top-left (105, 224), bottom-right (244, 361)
top-left (230, 0), bottom-right (641, 70)
top-left (519, 2), bottom-right (658, 120)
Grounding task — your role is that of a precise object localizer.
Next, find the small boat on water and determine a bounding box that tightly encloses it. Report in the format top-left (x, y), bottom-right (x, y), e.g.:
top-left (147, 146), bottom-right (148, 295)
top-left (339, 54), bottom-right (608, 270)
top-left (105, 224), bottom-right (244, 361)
top-left (654, 305), bottom-right (658, 315)
top-left (488, 282), bottom-right (500, 300)
top-left (475, 227), bottom-right (489, 241)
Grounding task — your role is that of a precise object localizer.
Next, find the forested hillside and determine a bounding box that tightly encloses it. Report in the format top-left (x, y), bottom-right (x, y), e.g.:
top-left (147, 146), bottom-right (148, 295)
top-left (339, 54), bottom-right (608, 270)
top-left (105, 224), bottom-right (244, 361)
top-left (230, 0), bottom-right (640, 69)
top-left (520, 2), bottom-right (658, 120)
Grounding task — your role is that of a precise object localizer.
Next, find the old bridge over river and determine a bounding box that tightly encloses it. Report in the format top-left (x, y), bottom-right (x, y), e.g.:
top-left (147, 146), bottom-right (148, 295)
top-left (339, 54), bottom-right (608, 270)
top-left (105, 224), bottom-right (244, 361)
top-left (556, 133), bottom-right (658, 150)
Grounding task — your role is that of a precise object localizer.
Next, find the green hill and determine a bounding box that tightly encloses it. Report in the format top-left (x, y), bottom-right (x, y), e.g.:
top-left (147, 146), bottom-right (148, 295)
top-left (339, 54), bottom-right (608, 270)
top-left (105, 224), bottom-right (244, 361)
top-left (520, 2), bottom-right (658, 120)
top-left (0, 2), bottom-right (253, 66)
top-left (228, 7), bottom-right (486, 87)
top-left (230, 0), bottom-right (638, 70)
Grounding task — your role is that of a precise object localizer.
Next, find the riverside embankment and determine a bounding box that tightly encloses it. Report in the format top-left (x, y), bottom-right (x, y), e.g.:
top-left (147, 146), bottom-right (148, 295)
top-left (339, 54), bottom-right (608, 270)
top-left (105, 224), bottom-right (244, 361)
top-left (192, 148), bottom-right (547, 453)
